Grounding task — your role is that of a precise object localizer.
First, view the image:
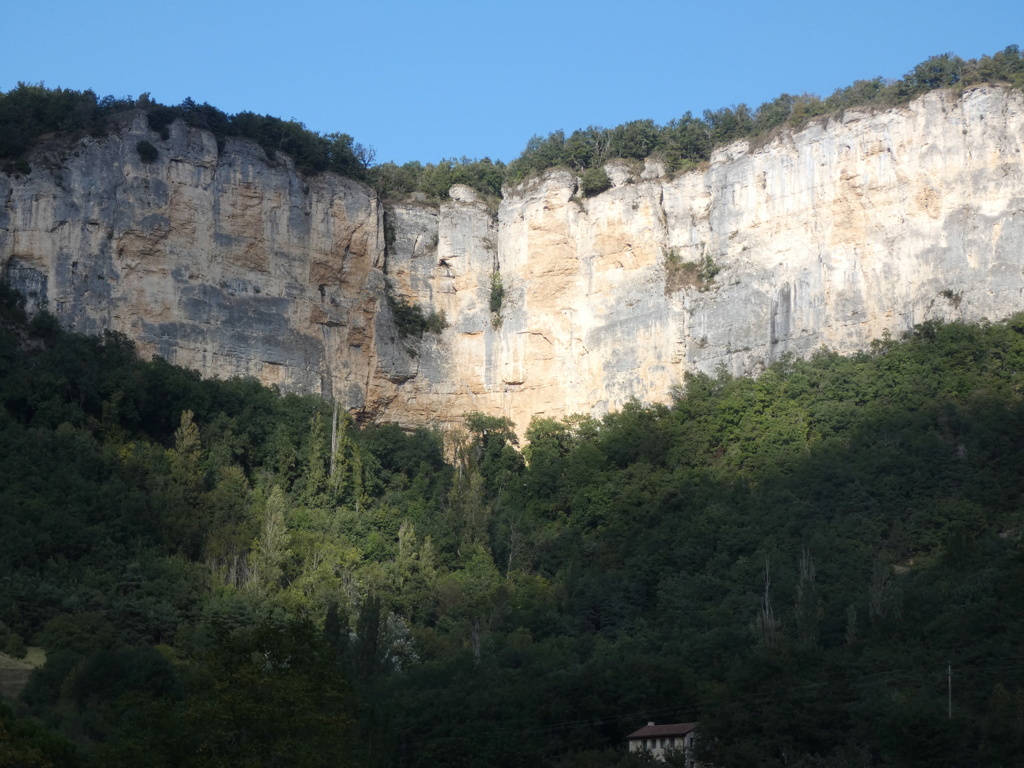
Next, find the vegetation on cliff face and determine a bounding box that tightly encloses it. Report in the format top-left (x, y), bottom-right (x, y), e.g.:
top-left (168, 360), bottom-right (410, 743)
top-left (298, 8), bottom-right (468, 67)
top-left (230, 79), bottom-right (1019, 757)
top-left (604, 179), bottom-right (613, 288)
top-left (3, 46), bottom-right (1022, 195)
top-left (664, 249), bottom-right (720, 293)
top-left (3, 275), bottom-right (1024, 765)
top-left (386, 287), bottom-right (448, 340)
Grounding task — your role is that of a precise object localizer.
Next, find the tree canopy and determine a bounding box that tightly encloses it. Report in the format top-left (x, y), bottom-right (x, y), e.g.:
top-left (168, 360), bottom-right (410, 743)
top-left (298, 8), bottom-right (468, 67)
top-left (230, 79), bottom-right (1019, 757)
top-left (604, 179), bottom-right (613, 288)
top-left (3, 279), bottom-right (1024, 764)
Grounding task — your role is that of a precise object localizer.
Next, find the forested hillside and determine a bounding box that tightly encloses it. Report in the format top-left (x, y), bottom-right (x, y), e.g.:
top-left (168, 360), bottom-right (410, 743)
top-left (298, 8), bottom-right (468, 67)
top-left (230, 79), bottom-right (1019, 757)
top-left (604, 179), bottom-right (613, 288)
top-left (2, 282), bottom-right (1024, 767)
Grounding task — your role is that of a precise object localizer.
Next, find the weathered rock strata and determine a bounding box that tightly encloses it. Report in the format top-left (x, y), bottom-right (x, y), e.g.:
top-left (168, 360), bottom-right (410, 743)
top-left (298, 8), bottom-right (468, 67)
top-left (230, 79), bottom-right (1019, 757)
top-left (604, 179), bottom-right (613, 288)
top-left (2, 87), bottom-right (1023, 434)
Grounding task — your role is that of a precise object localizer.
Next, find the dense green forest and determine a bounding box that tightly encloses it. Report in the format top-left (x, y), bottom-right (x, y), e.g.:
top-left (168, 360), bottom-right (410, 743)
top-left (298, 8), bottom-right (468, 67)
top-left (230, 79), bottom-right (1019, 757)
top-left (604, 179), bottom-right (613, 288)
top-left (3, 46), bottom-right (1023, 197)
top-left (3, 278), bottom-right (1024, 766)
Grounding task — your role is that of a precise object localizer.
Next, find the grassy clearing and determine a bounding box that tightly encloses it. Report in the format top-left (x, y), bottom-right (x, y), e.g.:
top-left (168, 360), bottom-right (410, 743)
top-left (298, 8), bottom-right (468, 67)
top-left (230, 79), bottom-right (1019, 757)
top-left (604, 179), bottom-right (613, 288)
top-left (0, 647), bottom-right (44, 702)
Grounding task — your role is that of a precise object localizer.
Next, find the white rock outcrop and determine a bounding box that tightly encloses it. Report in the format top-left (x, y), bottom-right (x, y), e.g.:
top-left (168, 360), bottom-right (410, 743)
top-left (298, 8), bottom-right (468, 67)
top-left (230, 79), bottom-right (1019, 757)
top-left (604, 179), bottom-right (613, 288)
top-left (2, 87), bottom-right (1023, 434)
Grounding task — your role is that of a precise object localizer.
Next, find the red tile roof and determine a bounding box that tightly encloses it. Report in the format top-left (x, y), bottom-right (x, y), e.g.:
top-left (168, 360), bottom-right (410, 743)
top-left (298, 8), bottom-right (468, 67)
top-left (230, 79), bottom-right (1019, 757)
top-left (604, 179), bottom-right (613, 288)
top-left (627, 722), bottom-right (698, 739)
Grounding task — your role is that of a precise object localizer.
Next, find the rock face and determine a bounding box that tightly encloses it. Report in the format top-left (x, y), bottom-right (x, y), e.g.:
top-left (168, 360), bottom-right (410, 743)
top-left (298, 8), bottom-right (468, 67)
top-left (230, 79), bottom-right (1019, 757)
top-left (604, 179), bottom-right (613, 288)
top-left (3, 87), bottom-right (1024, 435)
top-left (0, 114), bottom-right (389, 407)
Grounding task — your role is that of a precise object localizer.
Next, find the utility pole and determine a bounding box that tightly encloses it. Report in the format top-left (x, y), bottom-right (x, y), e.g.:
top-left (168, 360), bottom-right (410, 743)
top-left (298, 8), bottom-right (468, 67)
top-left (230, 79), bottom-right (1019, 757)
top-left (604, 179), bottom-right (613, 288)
top-left (948, 661), bottom-right (952, 720)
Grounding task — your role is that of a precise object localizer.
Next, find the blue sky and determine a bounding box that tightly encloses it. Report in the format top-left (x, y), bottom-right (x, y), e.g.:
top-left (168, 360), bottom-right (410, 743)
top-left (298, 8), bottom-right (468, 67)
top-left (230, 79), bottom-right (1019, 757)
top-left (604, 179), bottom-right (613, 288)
top-left (3, 0), bottom-right (1021, 165)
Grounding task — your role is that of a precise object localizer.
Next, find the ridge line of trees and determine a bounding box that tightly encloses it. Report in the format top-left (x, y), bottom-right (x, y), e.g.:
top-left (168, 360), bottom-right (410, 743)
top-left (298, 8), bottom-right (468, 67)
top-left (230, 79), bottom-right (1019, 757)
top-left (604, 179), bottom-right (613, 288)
top-left (1, 46), bottom-right (1022, 198)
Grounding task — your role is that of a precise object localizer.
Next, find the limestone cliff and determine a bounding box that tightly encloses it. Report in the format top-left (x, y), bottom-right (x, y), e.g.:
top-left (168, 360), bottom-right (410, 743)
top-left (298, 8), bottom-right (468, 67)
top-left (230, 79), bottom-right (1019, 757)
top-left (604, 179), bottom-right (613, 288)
top-left (2, 87), bottom-right (1024, 435)
top-left (0, 113), bottom-right (391, 407)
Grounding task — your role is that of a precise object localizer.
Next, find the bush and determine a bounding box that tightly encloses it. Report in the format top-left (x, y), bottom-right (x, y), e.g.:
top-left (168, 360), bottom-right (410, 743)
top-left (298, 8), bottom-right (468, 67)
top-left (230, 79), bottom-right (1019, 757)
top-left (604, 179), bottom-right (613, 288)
top-left (146, 106), bottom-right (178, 140)
top-left (579, 166), bottom-right (612, 197)
top-left (136, 139), bottom-right (158, 164)
top-left (386, 291), bottom-right (447, 339)
top-left (664, 250), bottom-right (720, 293)
top-left (424, 308), bottom-right (447, 334)
top-left (489, 272), bottom-right (505, 323)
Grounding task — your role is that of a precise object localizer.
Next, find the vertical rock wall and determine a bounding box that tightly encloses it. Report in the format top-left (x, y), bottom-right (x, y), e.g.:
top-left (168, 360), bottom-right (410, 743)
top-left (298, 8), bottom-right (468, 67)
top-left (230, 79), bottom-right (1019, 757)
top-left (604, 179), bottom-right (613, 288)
top-left (2, 87), bottom-right (1024, 435)
top-left (387, 86), bottom-right (1024, 432)
top-left (0, 113), bottom-right (388, 409)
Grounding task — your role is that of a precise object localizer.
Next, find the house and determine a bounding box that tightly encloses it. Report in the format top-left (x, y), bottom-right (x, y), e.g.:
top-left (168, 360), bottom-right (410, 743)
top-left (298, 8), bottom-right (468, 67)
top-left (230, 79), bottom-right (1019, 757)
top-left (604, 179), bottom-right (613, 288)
top-left (626, 721), bottom-right (698, 764)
